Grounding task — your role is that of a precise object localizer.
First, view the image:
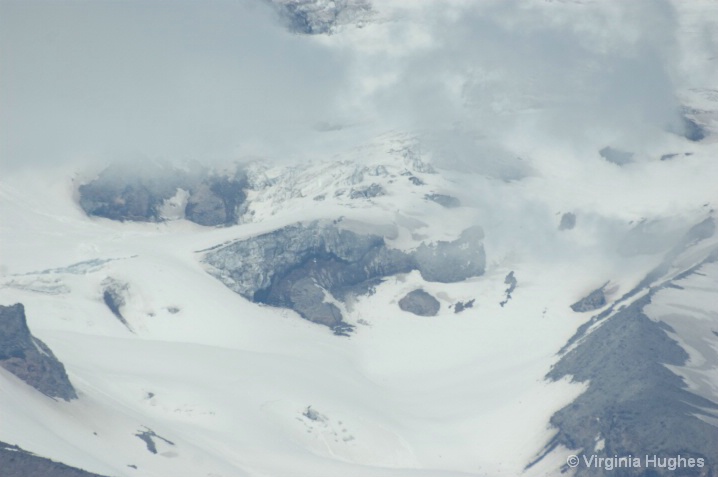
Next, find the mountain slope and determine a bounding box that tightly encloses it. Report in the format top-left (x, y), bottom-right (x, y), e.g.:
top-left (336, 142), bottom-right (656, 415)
top-left (1, 0), bottom-right (718, 476)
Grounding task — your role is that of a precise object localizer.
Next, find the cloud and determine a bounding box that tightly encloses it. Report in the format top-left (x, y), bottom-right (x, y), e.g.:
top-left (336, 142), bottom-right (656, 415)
top-left (0, 0), bottom-right (688, 172)
top-left (349, 0), bottom-right (683, 172)
top-left (0, 0), bottom-right (348, 168)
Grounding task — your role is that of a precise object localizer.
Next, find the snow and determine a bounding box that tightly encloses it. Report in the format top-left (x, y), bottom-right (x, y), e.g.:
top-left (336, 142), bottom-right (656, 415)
top-left (3, 136), bottom-right (714, 476)
top-left (1, 1), bottom-right (718, 476)
top-left (0, 152), bottom-right (574, 476)
top-left (2, 120), bottom-right (718, 477)
top-left (645, 260), bottom-right (718, 407)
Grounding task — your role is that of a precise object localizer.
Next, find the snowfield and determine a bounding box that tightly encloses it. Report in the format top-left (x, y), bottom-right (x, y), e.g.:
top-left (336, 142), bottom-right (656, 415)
top-left (1, 0), bottom-right (718, 476)
top-left (1, 129), bottom-right (717, 476)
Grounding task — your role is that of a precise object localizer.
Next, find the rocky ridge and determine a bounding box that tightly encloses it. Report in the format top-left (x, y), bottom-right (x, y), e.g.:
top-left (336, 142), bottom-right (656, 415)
top-left (78, 161), bottom-right (247, 226)
top-left (202, 221), bottom-right (485, 333)
top-left (0, 303), bottom-right (77, 401)
top-left (532, 219), bottom-right (718, 477)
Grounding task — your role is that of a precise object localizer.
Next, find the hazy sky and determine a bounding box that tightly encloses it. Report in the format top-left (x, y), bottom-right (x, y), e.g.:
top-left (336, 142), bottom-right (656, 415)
top-left (0, 0), bottom-right (694, 170)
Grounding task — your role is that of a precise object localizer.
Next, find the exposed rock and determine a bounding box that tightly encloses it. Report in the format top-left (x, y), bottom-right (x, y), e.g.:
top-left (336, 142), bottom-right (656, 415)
top-left (399, 289), bottom-right (440, 316)
top-left (203, 221), bottom-right (485, 332)
top-left (425, 193), bottom-right (460, 208)
top-left (185, 173), bottom-right (247, 226)
top-left (268, 0), bottom-right (372, 35)
top-left (558, 212), bottom-right (576, 230)
top-left (78, 163), bottom-right (247, 226)
top-left (599, 147), bottom-right (633, 166)
top-left (0, 441), bottom-right (109, 477)
top-left (184, 183), bottom-right (227, 226)
top-left (158, 188), bottom-right (190, 220)
top-left (135, 427), bottom-right (175, 455)
top-left (78, 161), bottom-right (190, 222)
top-left (541, 294), bottom-right (718, 477)
top-left (454, 299), bottom-right (475, 314)
top-left (570, 284), bottom-right (607, 312)
top-left (349, 183), bottom-right (385, 199)
top-left (499, 271), bottom-right (517, 307)
top-left (204, 222), bottom-right (413, 333)
top-left (0, 304), bottom-right (77, 401)
top-left (408, 176), bottom-right (425, 186)
top-left (682, 116), bottom-right (706, 142)
top-left (101, 278), bottom-right (131, 330)
top-left (303, 406), bottom-right (328, 422)
top-left (671, 114), bottom-right (706, 142)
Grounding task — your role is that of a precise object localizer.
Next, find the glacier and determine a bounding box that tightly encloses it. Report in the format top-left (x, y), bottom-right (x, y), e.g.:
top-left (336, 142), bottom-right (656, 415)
top-left (1, 0), bottom-right (718, 476)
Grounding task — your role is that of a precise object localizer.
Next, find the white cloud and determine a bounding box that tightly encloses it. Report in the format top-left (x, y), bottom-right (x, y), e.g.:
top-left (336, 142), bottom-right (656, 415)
top-left (0, 0), bottom-right (348, 167)
top-left (0, 0), bottom-right (696, 171)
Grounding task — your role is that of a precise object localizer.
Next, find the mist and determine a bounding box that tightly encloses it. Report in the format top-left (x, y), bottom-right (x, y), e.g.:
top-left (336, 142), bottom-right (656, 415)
top-left (354, 0), bottom-right (683, 172)
top-left (0, 0), bottom-right (692, 172)
top-left (0, 0), bottom-right (348, 168)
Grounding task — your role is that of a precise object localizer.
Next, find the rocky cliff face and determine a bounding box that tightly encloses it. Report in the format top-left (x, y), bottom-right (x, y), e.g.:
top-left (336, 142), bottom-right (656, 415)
top-left (0, 304), bottom-right (77, 401)
top-left (203, 221), bottom-right (485, 333)
top-left (78, 161), bottom-right (247, 226)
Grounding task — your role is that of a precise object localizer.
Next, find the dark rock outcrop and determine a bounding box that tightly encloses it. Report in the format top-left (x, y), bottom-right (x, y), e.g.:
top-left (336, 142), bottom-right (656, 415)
top-left (398, 290), bottom-right (440, 316)
top-left (78, 161), bottom-right (189, 222)
top-left (135, 427), bottom-right (175, 455)
top-left (0, 304), bottom-right (77, 401)
top-left (78, 162), bottom-right (247, 226)
top-left (541, 295), bottom-right (718, 477)
top-left (454, 299), bottom-right (474, 314)
top-left (570, 283), bottom-right (607, 312)
top-left (185, 174), bottom-right (247, 226)
top-left (203, 221), bottom-right (485, 332)
top-left (0, 441), bottom-right (109, 477)
top-left (101, 278), bottom-right (132, 331)
top-left (499, 271), bottom-right (517, 307)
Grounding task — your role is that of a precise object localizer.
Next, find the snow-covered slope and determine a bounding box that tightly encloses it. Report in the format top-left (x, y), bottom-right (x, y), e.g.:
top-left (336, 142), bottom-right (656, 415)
top-left (1, 1), bottom-right (718, 476)
top-left (2, 124), bottom-right (717, 476)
